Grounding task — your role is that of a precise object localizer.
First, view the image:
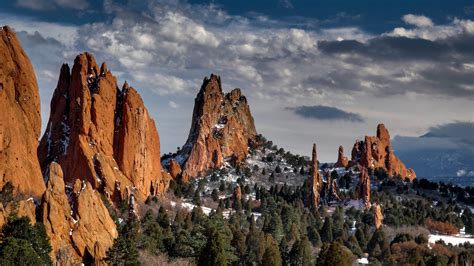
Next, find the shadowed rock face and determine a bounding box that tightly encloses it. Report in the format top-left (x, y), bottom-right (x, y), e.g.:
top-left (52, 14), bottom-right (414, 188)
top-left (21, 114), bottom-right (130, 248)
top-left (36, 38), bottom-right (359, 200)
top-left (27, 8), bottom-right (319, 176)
top-left (359, 167), bottom-right (371, 209)
top-left (351, 124), bottom-right (417, 181)
top-left (166, 74), bottom-right (257, 181)
top-left (0, 26), bottom-right (45, 198)
top-left (38, 52), bottom-right (168, 202)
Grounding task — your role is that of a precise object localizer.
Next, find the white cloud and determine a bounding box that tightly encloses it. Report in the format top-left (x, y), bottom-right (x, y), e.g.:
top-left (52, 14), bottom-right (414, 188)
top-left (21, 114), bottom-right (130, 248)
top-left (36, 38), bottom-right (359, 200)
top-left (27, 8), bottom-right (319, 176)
top-left (402, 14), bottom-right (434, 28)
top-left (168, 101), bottom-right (179, 108)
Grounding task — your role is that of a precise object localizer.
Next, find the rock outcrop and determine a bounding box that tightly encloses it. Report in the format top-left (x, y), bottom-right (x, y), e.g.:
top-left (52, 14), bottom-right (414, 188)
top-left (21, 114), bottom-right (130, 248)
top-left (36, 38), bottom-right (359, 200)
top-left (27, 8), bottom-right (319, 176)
top-left (164, 74), bottom-right (257, 181)
top-left (351, 124), bottom-right (416, 181)
top-left (168, 159), bottom-right (182, 179)
top-left (0, 198), bottom-right (36, 228)
top-left (38, 52), bottom-right (168, 202)
top-left (40, 162), bottom-right (117, 264)
top-left (374, 203), bottom-right (383, 229)
top-left (0, 26), bottom-right (45, 198)
top-left (306, 144), bottom-right (322, 209)
top-left (359, 167), bottom-right (371, 209)
top-left (334, 145), bottom-right (349, 168)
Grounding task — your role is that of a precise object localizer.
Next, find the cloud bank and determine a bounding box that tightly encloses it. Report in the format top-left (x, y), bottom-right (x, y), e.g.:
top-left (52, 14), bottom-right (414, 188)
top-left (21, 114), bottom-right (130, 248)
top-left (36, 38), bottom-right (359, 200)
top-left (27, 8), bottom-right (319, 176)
top-left (287, 105), bottom-right (364, 122)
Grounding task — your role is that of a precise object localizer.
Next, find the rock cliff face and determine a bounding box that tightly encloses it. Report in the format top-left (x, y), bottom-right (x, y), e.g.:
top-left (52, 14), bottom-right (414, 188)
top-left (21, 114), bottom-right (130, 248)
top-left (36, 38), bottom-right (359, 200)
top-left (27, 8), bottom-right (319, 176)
top-left (40, 162), bottom-right (117, 264)
top-left (351, 124), bottom-right (416, 181)
top-left (306, 144), bottom-right (322, 209)
top-left (0, 26), bottom-right (45, 198)
top-left (165, 74), bottom-right (257, 181)
top-left (38, 53), bottom-right (168, 202)
top-left (334, 145), bottom-right (349, 168)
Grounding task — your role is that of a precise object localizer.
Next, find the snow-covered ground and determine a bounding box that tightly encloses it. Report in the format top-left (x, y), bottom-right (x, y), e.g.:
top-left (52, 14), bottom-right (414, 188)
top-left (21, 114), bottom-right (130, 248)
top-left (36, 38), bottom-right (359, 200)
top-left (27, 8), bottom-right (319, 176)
top-left (429, 234), bottom-right (474, 246)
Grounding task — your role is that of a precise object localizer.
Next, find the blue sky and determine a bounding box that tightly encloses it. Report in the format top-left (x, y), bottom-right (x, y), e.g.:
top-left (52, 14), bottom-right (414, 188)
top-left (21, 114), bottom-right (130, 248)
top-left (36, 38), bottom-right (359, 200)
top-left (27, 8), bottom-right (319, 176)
top-left (1, 0), bottom-right (473, 172)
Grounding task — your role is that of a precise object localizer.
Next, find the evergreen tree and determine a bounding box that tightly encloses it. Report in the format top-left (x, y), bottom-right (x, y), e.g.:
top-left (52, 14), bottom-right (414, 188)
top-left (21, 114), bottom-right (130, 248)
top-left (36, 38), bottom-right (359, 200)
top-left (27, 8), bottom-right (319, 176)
top-left (262, 234), bottom-right (282, 266)
top-left (289, 236), bottom-right (312, 266)
top-left (320, 217), bottom-right (333, 243)
top-left (140, 210), bottom-right (164, 253)
top-left (106, 214), bottom-right (140, 265)
top-left (198, 229), bottom-right (228, 266)
top-left (0, 215), bottom-right (53, 265)
top-left (317, 242), bottom-right (355, 266)
top-left (157, 206), bottom-right (170, 228)
top-left (211, 189), bottom-right (219, 202)
top-left (366, 229), bottom-right (390, 261)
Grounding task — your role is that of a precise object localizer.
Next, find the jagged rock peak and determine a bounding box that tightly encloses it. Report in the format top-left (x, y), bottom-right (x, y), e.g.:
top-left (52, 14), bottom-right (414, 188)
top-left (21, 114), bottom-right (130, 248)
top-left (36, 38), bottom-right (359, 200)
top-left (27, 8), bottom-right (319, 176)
top-left (164, 74), bottom-right (257, 181)
top-left (0, 25), bottom-right (45, 198)
top-left (335, 145), bottom-right (349, 168)
top-left (38, 52), bottom-right (168, 203)
top-left (351, 123), bottom-right (416, 181)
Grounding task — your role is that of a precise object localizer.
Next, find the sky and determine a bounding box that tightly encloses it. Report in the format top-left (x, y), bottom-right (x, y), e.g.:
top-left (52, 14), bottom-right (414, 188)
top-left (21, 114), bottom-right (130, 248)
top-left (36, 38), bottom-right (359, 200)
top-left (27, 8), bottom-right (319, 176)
top-left (1, 0), bottom-right (473, 164)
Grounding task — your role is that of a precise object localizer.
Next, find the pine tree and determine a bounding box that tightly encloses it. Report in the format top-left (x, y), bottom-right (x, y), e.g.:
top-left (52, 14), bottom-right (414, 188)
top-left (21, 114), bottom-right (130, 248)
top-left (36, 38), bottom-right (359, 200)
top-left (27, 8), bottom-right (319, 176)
top-left (262, 234), bottom-right (282, 266)
top-left (320, 217), bottom-right (333, 243)
top-left (106, 214), bottom-right (140, 265)
top-left (317, 242), bottom-right (355, 266)
top-left (0, 215), bottom-right (53, 265)
top-left (198, 229), bottom-right (228, 266)
top-left (289, 236), bottom-right (312, 265)
top-left (212, 189), bottom-right (219, 202)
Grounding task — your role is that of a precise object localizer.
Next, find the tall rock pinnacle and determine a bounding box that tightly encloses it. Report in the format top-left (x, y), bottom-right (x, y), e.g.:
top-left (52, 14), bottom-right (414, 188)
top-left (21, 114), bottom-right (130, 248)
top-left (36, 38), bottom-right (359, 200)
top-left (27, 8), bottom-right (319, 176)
top-left (351, 124), bottom-right (416, 181)
top-left (359, 167), bottom-right (371, 209)
top-left (335, 145), bottom-right (349, 168)
top-left (165, 74), bottom-right (257, 181)
top-left (0, 26), bottom-right (45, 198)
top-left (306, 144), bottom-right (322, 209)
top-left (38, 52), bottom-right (168, 202)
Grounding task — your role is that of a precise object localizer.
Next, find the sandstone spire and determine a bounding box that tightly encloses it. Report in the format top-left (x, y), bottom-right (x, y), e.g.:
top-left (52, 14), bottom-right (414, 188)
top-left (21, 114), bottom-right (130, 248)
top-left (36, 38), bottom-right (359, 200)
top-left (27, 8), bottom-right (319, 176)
top-left (0, 26), bottom-right (45, 198)
top-left (334, 145), bottom-right (349, 168)
top-left (351, 124), bottom-right (416, 181)
top-left (38, 52), bottom-right (168, 202)
top-left (306, 144), bottom-right (322, 209)
top-left (359, 167), bottom-right (371, 209)
top-left (374, 203), bottom-right (383, 229)
top-left (164, 74), bottom-right (257, 181)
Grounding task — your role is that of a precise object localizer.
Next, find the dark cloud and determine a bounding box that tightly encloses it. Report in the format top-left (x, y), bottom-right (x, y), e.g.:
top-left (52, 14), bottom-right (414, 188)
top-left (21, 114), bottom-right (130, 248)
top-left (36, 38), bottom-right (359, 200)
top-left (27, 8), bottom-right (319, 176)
top-left (286, 105), bottom-right (364, 122)
top-left (422, 121), bottom-right (474, 145)
top-left (15, 0), bottom-right (89, 10)
top-left (318, 35), bottom-right (474, 62)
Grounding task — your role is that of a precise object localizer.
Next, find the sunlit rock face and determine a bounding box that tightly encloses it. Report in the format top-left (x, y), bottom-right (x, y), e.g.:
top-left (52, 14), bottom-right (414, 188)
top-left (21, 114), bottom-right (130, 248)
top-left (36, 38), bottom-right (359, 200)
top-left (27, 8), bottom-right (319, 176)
top-left (351, 124), bottom-right (416, 181)
top-left (38, 52), bottom-right (168, 202)
top-left (165, 74), bottom-right (257, 182)
top-left (0, 26), bottom-right (45, 199)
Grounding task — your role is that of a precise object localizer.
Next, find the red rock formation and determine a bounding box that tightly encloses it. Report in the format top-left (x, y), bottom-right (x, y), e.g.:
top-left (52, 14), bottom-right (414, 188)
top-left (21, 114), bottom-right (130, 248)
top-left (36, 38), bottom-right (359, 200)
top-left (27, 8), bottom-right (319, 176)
top-left (351, 124), bottom-right (416, 181)
top-left (40, 162), bottom-right (79, 264)
top-left (71, 180), bottom-right (118, 264)
top-left (335, 145), bottom-right (349, 168)
top-left (306, 144), bottom-right (322, 209)
top-left (0, 199), bottom-right (36, 228)
top-left (166, 74), bottom-right (257, 181)
top-left (0, 26), bottom-right (45, 198)
top-left (38, 52), bottom-right (168, 202)
top-left (40, 162), bottom-right (117, 264)
top-left (168, 159), bottom-right (182, 179)
top-left (374, 203), bottom-right (383, 229)
top-left (359, 167), bottom-right (371, 209)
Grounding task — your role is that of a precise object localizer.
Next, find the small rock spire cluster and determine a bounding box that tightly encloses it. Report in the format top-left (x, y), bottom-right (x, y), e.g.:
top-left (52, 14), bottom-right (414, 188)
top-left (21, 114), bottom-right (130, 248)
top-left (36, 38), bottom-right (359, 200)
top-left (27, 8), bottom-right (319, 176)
top-left (351, 124), bottom-right (416, 181)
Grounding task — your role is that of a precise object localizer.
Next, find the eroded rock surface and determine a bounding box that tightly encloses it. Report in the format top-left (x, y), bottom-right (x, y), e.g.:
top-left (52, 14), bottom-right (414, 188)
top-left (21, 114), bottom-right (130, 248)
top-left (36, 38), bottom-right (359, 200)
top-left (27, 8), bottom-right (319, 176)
top-left (0, 26), bottom-right (45, 198)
